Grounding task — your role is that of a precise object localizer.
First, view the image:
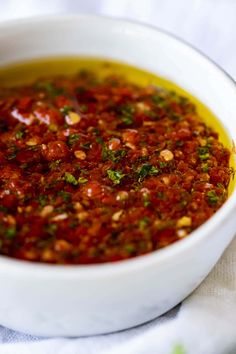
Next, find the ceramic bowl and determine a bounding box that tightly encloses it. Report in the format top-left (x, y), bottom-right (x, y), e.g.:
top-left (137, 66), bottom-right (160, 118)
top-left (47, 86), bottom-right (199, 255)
top-left (0, 15), bottom-right (236, 336)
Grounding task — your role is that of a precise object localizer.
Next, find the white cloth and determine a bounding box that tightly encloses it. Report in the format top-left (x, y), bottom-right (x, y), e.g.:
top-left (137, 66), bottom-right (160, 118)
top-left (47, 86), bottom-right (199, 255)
top-left (0, 1), bottom-right (235, 353)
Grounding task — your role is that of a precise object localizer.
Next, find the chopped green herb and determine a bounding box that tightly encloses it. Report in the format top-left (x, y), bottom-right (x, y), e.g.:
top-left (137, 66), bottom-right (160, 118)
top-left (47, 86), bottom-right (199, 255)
top-left (101, 145), bottom-right (110, 161)
top-left (92, 128), bottom-right (100, 136)
top-left (121, 115), bottom-right (133, 125)
top-left (137, 163), bottom-right (159, 182)
top-left (102, 145), bottom-right (127, 163)
top-left (165, 140), bottom-right (173, 149)
top-left (159, 161), bottom-right (169, 168)
top-left (150, 166), bottom-right (159, 174)
top-left (69, 220), bottom-right (79, 229)
top-left (0, 206), bottom-right (7, 212)
top-left (45, 223), bottom-right (57, 236)
top-left (60, 105), bottom-right (73, 115)
top-left (143, 194), bottom-right (151, 207)
top-left (179, 96), bottom-right (189, 106)
top-left (79, 104), bottom-right (88, 113)
top-left (5, 227), bottom-right (16, 239)
top-left (15, 130), bottom-right (24, 140)
top-left (139, 216), bottom-right (150, 229)
top-left (27, 145), bottom-right (39, 151)
top-left (80, 168), bottom-right (89, 175)
top-left (54, 206), bottom-right (67, 214)
top-left (96, 136), bottom-right (104, 144)
top-left (201, 163), bottom-right (209, 173)
top-left (35, 81), bottom-right (64, 96)
top-left (49, 159), bottom-right (61, 170)
top-left (124, 244), bottom-right (135, 254)
top-left (7, 145), bottom-right (18, 160)
top-left (78, 177), bottom-right (88, 184)
top-left (76, 86), bottom-right (86, 94)
top-left (198, 146), bottom-right (210, 160)
top-left (152, 94), bottom-right (166, 107)
top-left (38, 194), bottom-right (48, 207)
top-left (20, 163), bottom-right (28, 169)
top-left (170, 113), bottom-right (181, 121)
top-left (176, 140), bottom-right (184, 147)
top-left (206, 190), bottom-right (219, 206)
top-left (107, 169), bottom-right (126, 185)
top-left (137, 164), bottom-right (151, 181)
top-left (119, 104), bottom-right (134, 125)
top-left (146, 110), bottom-right (157, 119)
top-left (75, 164), bottom-right (89, 175)
top-left (180, 200), bottom-right (188, 208)
top-left (8, 152), bottom-right (17, 160)
top-left (80, 142), bottom-right (91, 150)
top-left (113, 149), bottom-right (127, 162)
top-left (68, 133), bottom-right (80, 146)
top-left (64, 172), bottom-right (78, 186)
top-left (157, 191), bottom-right (165, 199)
top-left (57, 191), bottom-right (72, 202)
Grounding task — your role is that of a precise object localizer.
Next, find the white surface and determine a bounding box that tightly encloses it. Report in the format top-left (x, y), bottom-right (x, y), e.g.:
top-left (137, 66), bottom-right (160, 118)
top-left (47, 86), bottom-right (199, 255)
top-left (0, 1), bottom-right (235, 353)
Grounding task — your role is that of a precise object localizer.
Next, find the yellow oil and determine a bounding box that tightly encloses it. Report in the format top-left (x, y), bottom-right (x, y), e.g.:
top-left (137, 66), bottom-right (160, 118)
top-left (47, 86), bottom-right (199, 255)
top-left (0, 57), bottom-right (234, 192)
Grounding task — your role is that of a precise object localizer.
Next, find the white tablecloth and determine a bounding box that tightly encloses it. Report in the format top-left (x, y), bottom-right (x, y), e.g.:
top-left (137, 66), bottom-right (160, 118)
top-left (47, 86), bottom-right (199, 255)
top-left (0, 1), bottom-right (235, 353)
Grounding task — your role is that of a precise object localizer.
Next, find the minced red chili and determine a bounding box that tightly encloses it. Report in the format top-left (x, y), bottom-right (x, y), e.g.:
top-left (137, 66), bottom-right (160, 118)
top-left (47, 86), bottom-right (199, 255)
top-left (0, 69), bottom-right (232, 264)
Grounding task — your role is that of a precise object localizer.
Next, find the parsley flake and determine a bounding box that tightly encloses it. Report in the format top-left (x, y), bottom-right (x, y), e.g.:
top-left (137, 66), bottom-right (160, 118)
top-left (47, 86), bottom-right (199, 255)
top-left (68, 133), bottom-right (80, 146)
top-left (64, 172), bottom-right (78, 186)
top-left (5, 227), bottom-right (16, 239)
top-left (78, 177), bottom-right (88, 184)
top-left (139, 216), bottom-right (150, 230)
top-left (35, 81), bottom-right (64, 96)
top-left (124, 244), bottom-right (135, 254)
top-left (137, 163), bottom-right (159, 182)
top-left (80, 142), bottom-right (91, 150)
top-left (38, 194), bottom-right (48, 207)
top-left (60, 105), bottom-right (73, 115)
top-left (57, 191), bottom-right (72, 202)
top-left (45, 223), bottom-right (58, 236)
top-left (119, 104), bottom-right (134, 125)
top-left (107, 169), bottom-right (126, 185)
top-left (198, 146), bottom-right (210, 160)
top-left (102, 145), bottom-right (126, 163)
top-left (206, 190), bottom-right (219, 206)
top-left (15, 130), bottom-right (24, 140)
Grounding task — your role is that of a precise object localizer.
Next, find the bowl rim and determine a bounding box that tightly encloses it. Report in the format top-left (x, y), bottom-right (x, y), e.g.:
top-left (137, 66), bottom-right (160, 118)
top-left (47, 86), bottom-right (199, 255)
top-left (0, 13), bottom-right (235, 278)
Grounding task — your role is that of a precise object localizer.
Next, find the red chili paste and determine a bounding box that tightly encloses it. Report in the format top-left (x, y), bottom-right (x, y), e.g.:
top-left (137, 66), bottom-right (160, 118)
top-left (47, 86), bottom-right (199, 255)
top-left (0, 70), bottom-right (232, 264)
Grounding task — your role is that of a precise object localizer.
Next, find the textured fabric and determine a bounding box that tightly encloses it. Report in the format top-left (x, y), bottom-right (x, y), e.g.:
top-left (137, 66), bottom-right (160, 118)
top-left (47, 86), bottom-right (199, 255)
top-left (0, 0), bottom-right (235, 353)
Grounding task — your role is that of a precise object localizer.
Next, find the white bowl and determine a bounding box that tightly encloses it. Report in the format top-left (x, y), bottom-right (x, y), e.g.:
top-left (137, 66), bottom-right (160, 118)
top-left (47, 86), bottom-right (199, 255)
top-left (0, 15), bottom-right (236, 337)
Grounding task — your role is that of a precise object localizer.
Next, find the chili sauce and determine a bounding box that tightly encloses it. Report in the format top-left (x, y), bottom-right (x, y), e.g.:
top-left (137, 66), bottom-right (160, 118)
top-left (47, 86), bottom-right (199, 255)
top-left (0, 58), bottom-right (233, 264)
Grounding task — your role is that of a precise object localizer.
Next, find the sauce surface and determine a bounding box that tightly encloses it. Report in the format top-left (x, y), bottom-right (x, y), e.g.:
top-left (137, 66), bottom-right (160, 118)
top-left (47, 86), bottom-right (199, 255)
top-left (0, 59), bottom-right (232, 264)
